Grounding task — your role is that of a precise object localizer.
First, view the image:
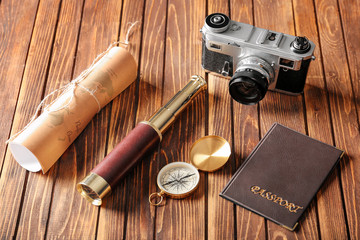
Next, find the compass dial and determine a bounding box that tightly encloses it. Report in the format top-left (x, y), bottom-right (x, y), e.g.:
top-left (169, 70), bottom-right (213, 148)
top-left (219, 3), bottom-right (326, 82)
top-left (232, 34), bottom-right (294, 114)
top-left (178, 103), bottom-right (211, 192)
top-left (157, 162), bottom-right (200, 197)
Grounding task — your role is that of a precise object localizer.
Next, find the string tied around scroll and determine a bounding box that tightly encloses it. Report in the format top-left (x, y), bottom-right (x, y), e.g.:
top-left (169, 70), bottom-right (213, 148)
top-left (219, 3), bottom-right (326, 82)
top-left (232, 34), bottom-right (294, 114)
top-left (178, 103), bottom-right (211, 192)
top-left (6, 21), bottom-right (139, 144)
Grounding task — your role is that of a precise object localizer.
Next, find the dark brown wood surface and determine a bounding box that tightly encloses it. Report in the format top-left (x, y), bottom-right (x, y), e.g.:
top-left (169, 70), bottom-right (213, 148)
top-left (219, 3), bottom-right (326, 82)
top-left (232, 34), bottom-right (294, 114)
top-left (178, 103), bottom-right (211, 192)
top-left (0, 0), bottom-right (358, 239)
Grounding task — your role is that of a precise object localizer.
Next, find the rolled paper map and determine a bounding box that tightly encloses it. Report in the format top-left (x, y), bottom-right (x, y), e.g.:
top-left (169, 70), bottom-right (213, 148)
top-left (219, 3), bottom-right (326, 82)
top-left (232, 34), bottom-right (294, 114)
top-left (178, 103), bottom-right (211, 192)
top-left (77, 75), bottom-right (207, 206)
top-left (8, 47), bottom-right (137, 173)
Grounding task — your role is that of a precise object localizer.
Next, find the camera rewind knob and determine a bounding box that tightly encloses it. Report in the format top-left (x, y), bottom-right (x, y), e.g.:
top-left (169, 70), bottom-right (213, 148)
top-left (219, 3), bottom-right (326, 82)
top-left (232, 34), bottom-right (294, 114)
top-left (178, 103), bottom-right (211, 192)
top-left (205, 13), bottom-right (230, 33)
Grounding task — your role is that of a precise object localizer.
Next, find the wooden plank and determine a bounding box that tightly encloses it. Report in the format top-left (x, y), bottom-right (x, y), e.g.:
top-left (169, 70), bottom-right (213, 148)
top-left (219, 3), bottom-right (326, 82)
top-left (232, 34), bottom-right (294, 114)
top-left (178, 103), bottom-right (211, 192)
top-left (338, 1), bottom-right (360, 238)
top-left (293, 0), bottom-right (348, 239)
top-left (44, 0), bottom-right (123, 238)
top-left (315, 0), bottom-right (360, 238)
top-left (207, 74), bottom-right (235, 240)
top-left (96, 0), bottom-right (146, 238)
top-left (14, 1), bottom-right (85, 239)
top-left (339, 0), bottom-right (360, 120)
top-left (0, 0), bottom-right (39, 171)
top-left (229, 0), bottom-right (267, 238)
top-left (206, 1), bottom-right (235, 240)
top-left (124, 0), bottom-right (166, 238)
top-left (155, 0), bottom-right (206, 238)
top-left (0, 0), bottom-right (62, 238)
top-left (254, 0), bottom-right (319, 238)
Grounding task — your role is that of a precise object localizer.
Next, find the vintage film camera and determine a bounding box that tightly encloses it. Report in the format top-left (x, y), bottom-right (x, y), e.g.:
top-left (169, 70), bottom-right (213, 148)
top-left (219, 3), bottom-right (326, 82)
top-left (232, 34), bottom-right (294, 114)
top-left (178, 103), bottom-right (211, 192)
top-left (201, 13), bottom-right (316, 105)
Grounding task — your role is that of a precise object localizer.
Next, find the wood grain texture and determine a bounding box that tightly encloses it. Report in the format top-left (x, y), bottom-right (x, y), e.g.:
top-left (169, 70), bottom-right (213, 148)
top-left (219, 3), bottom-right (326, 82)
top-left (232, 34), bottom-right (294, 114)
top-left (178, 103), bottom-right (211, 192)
top-left (0, 0), bottom-right (39, 172)
top-left (45, 0), bottom-right (122, 238)
top-left (0, 0), bottom-right (359, 239)
top-left (206, 1), bottom-right (235, 240)
top-left (339, 0), bottom-right (360, 120)
top-left (0, 0), bottom-right (61, 238)
top-left (15, 1), bottom-right (85, 239)
top-left (338, 1), bottom-right (360, 238)
top-left (315, 0), bottom-right (360, 238)
top-left (96, 0), bottom-right (145, 239)
top-left (293, 0), bottom-right (348, 239)
top-left (155, 0), bottom-right (206, 238)
top-left (254, 0), bottom-right (319, 239)
top-left (229, 0), bottom-right (267, 238)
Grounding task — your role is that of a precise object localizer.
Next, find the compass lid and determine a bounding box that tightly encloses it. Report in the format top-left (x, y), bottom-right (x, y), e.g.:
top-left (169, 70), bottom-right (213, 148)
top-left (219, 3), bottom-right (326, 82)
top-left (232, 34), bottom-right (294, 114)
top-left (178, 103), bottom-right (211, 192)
top-left (190, 135), bottom-right (231, 172)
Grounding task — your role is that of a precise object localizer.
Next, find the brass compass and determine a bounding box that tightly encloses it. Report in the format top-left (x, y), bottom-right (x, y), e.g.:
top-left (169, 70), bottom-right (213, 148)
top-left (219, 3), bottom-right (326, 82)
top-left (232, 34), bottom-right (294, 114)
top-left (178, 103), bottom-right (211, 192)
top-left (149, 135), bottom-right (231, 206)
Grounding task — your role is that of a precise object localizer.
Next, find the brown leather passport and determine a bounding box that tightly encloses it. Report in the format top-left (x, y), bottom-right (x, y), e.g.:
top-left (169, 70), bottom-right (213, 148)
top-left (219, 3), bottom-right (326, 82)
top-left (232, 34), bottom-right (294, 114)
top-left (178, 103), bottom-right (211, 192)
top-left (220, 123), bottom-right (344, 231)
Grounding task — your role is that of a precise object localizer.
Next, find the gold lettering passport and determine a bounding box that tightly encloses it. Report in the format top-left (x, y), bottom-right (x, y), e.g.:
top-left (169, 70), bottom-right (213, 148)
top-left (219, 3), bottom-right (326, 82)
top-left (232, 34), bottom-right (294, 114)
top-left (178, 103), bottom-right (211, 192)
top-left (220, 123), bottom-right (344, 231)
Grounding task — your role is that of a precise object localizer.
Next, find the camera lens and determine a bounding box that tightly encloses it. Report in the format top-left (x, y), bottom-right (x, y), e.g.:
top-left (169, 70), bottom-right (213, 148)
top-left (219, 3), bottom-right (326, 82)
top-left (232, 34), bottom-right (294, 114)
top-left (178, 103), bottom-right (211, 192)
top-left (229, 57), bottom-right (274, 105)
top-left (229, 70), bottom-right (268, 105)
top-left (234, 81), bottom-right (260, 99)
top-left (205, 13), bottom-right (230, 33)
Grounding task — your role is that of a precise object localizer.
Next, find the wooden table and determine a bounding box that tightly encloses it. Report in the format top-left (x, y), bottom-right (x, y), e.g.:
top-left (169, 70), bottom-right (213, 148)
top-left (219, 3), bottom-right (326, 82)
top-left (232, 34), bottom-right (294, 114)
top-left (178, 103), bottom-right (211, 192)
top-left (1, 0), bottom-right (359, 239)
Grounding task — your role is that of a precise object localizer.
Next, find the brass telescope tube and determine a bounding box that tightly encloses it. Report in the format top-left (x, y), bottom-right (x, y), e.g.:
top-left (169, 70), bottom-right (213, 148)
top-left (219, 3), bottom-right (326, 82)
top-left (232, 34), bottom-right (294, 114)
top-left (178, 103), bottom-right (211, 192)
top-left (77, 75), bottom-right (207, 206)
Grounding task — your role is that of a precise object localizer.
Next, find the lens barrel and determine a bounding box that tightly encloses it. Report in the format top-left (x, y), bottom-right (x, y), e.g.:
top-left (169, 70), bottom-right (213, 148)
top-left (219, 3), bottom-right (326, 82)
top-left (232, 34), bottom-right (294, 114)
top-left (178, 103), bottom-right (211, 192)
top-left (229, 70), bottom-right (269, 105)
top-left (229, 57), bottom-right (274, 105)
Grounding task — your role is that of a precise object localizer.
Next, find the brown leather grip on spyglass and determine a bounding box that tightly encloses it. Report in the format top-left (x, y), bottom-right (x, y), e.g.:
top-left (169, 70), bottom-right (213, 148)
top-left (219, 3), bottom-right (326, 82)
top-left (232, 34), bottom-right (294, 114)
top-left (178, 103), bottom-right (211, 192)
top-left (91, 122), bottom-right (160, 187)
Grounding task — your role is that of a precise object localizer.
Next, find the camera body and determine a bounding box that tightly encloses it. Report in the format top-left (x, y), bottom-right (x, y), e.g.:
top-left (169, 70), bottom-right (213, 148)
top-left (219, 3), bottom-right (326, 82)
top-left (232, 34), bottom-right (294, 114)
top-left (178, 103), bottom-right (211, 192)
top-left (201, 13), bottom-right (316, 104)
